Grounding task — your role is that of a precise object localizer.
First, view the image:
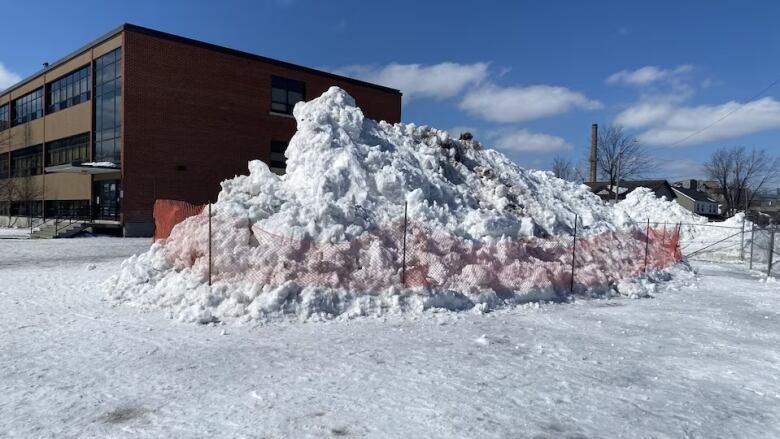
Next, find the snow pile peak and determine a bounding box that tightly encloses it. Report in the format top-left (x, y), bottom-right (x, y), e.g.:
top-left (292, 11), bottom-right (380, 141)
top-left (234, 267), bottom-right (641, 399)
top-left (106, 87), bottom-right (680, 324)
top-left (217, 87), bottom-right (617, 242)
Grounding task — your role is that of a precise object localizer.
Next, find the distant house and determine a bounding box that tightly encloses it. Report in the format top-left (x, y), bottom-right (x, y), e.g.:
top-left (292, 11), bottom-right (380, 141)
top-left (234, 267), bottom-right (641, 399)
top-left (749, 188), bottom-right (780, 225)
top-left (670, 185), bottom-right (721, 218)
top-left (585, 180), bottom-right (676, 202)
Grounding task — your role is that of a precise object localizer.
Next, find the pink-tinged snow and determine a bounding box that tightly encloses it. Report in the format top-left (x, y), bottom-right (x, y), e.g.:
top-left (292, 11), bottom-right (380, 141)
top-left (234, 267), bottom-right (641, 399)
top-left (3, 238), bottom-right (780, 438)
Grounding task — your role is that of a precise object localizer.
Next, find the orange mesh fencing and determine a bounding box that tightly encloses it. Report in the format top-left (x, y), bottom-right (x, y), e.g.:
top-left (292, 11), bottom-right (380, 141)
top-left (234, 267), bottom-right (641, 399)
top-left (151, 198), bottom-right (684, 296)
top-left (152, 199), bottom-right (206, 242)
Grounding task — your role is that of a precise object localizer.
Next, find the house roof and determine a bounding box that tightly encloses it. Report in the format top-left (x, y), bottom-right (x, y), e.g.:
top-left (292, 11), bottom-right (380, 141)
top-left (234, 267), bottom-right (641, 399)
top-left (585, 180), bottom-right (671, 193)
top-left (671, 186), bottom-right (717, 203)
top-left (1, 23), bottom-right (402, 98)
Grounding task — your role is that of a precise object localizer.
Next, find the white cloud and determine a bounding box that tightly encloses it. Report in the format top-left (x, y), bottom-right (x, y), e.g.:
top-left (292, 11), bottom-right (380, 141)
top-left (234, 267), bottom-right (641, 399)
top-left (492, 129), bottom-right (573, 153)
top-left (459, 84), bottom-right (601, 123)
top-left (649, 157), bottom-right (706, 180)
top-left (618, 97), bottom-right (780, 146)
top-left (606, 65), bottom-right (693, 87)
top-left (332, 62), bottom-right (489, 100)
top-left (615, 101), bottom-right (676, 129)
top-left (0, 63), bottom-right (21, 91)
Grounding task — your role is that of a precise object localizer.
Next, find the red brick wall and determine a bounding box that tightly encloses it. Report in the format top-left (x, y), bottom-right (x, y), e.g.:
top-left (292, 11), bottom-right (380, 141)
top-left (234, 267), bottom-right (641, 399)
top-left (122, 30), bottom-right (402, 229)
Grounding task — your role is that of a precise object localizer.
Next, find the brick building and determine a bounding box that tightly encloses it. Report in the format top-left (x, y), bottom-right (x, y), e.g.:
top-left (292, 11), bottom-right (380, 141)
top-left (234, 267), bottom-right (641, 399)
top-left (0, 24), bottom-right (402, 236)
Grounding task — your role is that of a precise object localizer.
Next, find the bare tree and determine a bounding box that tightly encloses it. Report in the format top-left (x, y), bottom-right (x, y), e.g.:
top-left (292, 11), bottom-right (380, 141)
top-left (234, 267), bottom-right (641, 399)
top-left (551, 156), bottom-right (575, 181)
top-left (13, 174), bottom-right (43, 222)
top-left (705, 146), bottom-right (779, 216)
top-left (0, 177), bottom-right (15, 225)
top-left (595, 125), bottom-right (654, 186)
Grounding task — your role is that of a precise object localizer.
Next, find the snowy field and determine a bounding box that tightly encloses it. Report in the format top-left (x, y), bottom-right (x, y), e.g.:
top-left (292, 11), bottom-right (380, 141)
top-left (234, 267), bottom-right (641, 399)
top-left (2, 238), bottom-right (780, 438)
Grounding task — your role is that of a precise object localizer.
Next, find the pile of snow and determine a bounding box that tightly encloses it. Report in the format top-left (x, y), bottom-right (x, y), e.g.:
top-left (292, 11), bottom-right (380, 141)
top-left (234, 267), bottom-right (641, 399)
top-left (614, 188), bottom-right (760, 263)
top-left (106, 87), bottom-right (681, 324)
top-left (680, 213), bottom-right (753, 263)
top-left (615, 187), bottom-right (707, 238)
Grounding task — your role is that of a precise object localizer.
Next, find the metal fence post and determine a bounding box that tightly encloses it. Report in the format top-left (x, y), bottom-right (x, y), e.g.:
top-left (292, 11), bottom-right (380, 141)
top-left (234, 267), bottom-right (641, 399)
top-left (749, 224), bottom-right (755, 270)
top-left (401, 201), bottom-right (408, 288)
top-left (662, 222), bottom-right (667, 246)
top-left (208, 202), bottom-right (212, 287)
top-left (644, 218), bottom-right (650, 273)
top-left (570, 214), bottom-right (578, 293)
top-left (768, 226), bottom-right (776, 277)
top-left (740, 217), bottom-right (746, 261)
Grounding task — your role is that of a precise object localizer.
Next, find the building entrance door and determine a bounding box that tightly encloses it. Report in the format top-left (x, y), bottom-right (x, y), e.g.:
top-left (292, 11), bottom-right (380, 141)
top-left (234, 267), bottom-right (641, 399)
top-left (93, 180), bottom-right (120, 221)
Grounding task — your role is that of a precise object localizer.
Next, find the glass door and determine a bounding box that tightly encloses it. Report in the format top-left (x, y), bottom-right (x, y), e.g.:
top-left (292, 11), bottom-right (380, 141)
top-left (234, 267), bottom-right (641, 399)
top-left (93, 180), bottom-right (120, 220)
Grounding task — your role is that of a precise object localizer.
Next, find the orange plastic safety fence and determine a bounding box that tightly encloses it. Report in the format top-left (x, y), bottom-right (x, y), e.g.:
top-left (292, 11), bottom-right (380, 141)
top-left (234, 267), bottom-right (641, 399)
top-left (152, 199), bottom-right (206, 242)
top-left (155, 209), bottom-right (685, 295)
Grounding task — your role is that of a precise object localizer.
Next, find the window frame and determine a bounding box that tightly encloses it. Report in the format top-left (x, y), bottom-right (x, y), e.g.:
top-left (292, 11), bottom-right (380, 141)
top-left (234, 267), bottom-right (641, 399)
top-left (11, 88), bottom-right (44, 126)
top-left (10, 145), bottom-right (43, 177)
top-left (46, 133), bottom-right (90, 166)
top-left (270, 76), bottom-right (305, 115)
top-left (0, 104), bottom-right (9, 132)
top-left (46, 65), bottom-right (91, 114)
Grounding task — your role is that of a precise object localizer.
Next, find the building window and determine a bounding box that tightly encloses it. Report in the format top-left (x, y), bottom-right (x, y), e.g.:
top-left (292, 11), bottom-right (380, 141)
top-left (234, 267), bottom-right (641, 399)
top-left (271, 76), bottom-right (305, 114)
top-left (45, 199), bottom-right (90, 218)
top-left (11, 145), bottom-right (42, 177)
top-left (11, 88), bottom-right (44, 126)
top-left (270, 140), bottom-right (288, 170)
top-left (0, 104), bottom-right (9, 131)
top-left (0, 153), bottom-right (8, 179)
top-left (94, 48), bottom-right (122, 164)
top-left (10, 200), bottom-right (42, 217)
top-left (47, 65), bottom-right (91, 114)
top-left (47, 133), bottom-right (89, 166)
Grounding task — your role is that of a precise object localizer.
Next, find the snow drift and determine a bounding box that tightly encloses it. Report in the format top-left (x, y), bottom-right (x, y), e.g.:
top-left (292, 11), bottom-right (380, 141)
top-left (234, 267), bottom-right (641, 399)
top-left (106, 87), bottom-right (683, 323)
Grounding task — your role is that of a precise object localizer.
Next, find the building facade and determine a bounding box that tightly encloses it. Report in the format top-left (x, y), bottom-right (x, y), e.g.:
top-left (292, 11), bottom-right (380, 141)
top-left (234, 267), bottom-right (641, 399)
top-left (0, 24), bottom-right (402, 236)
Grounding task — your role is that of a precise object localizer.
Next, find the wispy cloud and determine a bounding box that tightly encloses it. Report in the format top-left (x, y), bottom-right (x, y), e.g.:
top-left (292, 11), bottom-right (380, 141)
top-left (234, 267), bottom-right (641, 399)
top-left (491, 129), bottom-right (573, 153)
top-left (617, 97), bottom-right (780, 146)
top-left (649, 157), bottom-right (706, 180)
top-left (606, 65), bottom-right (693, 87)
top-left (332, 62), bottom-right (489, 101)
top-left (459, 84), bottom-right (601, 123)
top-left (0, 63), bottom-right (21, 91)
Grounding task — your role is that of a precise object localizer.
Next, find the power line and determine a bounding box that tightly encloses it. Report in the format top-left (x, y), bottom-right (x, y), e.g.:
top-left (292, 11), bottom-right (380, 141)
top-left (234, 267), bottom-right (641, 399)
top-left (667, 75), bottom-right (780, 147)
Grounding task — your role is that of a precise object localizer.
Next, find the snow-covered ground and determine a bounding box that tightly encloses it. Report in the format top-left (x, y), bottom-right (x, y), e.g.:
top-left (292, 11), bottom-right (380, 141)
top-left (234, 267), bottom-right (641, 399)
top-left (2, 238), bottom-right (779, 438)
top-left (0, 227), bottom-right (31, 239)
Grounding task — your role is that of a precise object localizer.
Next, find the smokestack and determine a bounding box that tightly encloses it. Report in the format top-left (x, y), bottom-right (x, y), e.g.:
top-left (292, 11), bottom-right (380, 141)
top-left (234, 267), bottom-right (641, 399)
top-left (589, 123), bottom-right (598, 183)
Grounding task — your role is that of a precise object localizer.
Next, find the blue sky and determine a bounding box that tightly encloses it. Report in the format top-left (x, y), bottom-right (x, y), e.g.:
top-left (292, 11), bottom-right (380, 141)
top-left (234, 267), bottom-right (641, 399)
top-left (1, 0), bottom-right (779, 181)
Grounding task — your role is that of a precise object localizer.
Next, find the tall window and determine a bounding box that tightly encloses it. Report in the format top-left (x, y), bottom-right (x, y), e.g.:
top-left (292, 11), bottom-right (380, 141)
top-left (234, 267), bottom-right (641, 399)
top-left (47, 133), bottom-right (89, 166)
top-left (94, 48), bottom-right (122, 163)
top-left (11, 145), bottom-right (42, 177)
top-left (271, 76), bottom-right (305, 114)
top-left (0, 104), bottom-right (8, 131)
top-left (270, 140), bottom-right (288, 170)
top-left (0, 153), bottom-right (8, 179)
top-left (47, 65), bottom-right (90, 114)
top-left (11, 89), bottom-right (43, 126)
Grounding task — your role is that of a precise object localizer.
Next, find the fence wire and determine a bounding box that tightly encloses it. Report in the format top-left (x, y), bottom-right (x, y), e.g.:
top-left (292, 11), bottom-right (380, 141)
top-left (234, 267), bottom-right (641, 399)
top-left (152, 199), bottom-right (688, 295)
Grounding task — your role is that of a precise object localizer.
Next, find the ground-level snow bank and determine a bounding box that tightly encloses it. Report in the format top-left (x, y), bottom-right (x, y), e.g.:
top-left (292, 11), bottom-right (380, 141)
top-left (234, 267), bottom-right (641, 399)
top-left (106, 87), bottom-right (684, 323)
top-left (11, 239), bottom-right (780, 438)
top-left (106, 218), bottom-right (683, 323)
